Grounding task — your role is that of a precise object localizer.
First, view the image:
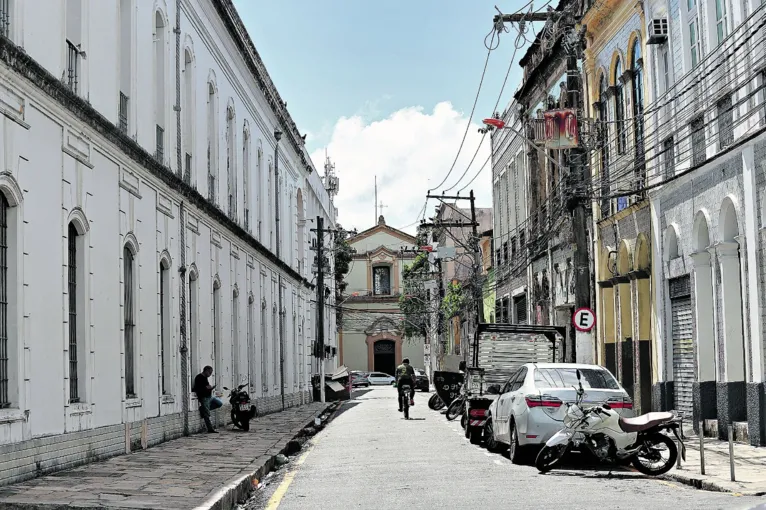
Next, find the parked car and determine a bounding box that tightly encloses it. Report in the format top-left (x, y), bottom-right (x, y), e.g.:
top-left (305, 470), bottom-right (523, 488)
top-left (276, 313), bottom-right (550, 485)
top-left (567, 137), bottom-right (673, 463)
top-left (485, 363), bottom-right (633, 464)
top-left (414, 369), bottom-right (430, 392)
top-left (367, 372), bottom-right (396, 385)
top-left (350, 371), bottom-right (370, 387)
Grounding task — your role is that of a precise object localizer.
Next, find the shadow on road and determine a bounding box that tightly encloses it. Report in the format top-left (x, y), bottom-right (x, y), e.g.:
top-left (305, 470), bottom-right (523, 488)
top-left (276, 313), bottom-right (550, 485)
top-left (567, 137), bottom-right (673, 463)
top-left (330, 400), bottom-right (362, 421)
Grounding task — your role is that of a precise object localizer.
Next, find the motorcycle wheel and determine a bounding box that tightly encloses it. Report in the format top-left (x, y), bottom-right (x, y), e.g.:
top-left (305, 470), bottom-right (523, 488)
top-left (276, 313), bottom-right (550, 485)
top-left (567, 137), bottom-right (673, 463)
top-left (241, 419), bottom-right (250, 432)
top-left (631, 433), bottom-right (678, 476)
top-left (446, 398), bottom-right (463, 421)
top-left (428, 394), bottom-right (439, 410)
top-left (433, 397), bottom-right (446, 411)
top-left (230, 410), bottom-right (241, 430)
top-left (461, 413), bottom-right (468, 431)
top-left (402, 393), bottom-right (410, 420)
top-left (535, 444), bottom-right (569, 473)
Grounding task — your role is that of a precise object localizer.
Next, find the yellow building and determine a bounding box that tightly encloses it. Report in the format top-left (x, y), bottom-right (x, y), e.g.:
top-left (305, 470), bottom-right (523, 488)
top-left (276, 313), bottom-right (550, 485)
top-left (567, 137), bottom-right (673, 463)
top-left (582, 0), bottom-right (655, 414)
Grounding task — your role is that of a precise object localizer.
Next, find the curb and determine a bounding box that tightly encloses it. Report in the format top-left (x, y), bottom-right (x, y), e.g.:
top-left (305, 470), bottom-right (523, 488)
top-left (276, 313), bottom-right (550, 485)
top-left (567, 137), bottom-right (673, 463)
top-left (195, 402), bottom-right (339, 510)
top-left (660, 471), bottom-right (766, 497)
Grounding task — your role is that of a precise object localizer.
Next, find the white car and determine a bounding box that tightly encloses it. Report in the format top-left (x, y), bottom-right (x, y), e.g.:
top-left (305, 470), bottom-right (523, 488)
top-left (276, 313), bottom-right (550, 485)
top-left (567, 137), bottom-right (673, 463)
top-left (366, 372), bottom-right (396, 385)
top-left (485, 363), bottom-right (633, 464)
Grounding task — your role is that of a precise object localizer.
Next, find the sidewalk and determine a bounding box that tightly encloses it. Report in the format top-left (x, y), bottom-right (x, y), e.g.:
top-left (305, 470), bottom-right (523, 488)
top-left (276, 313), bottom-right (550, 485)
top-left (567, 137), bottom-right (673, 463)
top-left (663, 434), bottom-right (766, 496)
top-left (0, 402), bottom-right (334, 510)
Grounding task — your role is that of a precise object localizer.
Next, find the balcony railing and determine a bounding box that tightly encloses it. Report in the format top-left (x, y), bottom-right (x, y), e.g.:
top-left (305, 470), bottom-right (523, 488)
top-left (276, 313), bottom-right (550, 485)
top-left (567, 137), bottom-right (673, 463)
top-left (0, 0), bottom-right (10, 39)
top-left (155, 125), bottom-right (164, 163)
top-left (118, 92), bottom-right (129, 134)
top-left (66, 40), bottom-right (79, 93)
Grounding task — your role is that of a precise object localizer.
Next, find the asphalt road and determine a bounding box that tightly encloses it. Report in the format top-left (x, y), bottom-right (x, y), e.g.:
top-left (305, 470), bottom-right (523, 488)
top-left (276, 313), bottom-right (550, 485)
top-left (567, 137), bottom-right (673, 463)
top-left (247, 387), bottom-right (764, 510)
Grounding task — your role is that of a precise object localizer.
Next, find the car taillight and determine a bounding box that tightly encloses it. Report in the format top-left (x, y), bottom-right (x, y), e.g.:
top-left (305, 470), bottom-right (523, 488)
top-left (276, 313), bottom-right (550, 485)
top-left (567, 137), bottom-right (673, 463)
top-left (607, 396), bottom-right (633, 409)
top-left (525, 395), bottom-right (562, 408)
top-left (469, 408), bottom-right (487, 418)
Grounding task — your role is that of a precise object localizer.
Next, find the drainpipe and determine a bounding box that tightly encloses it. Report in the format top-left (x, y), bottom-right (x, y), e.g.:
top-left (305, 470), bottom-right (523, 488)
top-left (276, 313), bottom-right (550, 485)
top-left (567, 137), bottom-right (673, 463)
top-left (274, 130), bottom-right (285, 410)
top-left (174, 0), bottom-right (190, 435)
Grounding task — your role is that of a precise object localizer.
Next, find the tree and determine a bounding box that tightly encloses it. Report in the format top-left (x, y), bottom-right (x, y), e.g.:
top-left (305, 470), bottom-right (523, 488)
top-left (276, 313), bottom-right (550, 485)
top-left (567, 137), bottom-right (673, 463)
top-left (399, 251), bottom-right (431, 339)
top-left (333, 226), bottom-right (354, 324)
top-left (442, 280), bottom-right (465, 319)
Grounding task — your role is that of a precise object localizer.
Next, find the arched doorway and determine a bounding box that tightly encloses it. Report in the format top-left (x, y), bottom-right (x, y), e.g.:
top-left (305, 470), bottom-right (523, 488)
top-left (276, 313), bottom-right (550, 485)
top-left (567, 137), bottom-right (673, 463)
top-left (617, 241), bottom-right (634, 399)
top-left (373, 340), bottom-right (396, 375)
top-left (635, 234), bottom-right (652, 415)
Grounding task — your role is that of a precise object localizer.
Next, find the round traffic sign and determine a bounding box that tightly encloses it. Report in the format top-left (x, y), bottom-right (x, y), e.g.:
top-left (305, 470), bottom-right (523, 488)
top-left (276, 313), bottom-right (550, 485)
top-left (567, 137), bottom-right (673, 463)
top-left (573, 307), bottom-right (596, 332)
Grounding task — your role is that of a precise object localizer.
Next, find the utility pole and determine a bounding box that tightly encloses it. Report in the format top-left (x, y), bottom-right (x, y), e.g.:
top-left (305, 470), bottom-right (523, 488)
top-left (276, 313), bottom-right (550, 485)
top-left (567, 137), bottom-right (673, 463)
top-left (314, 216), bottom-right (326, 404)
top-left (424, 193), bottom-right (485, 368)
top-left (435, 256), bottom-right (445, 372)
top-left (274, 129), bottom-right (286, 409)
top-left (493, 5), bottom-right (592, 364)
top-left (468, 191), bottom-right (484, 367)
top-left (564, 12), bottom-right (592, 364)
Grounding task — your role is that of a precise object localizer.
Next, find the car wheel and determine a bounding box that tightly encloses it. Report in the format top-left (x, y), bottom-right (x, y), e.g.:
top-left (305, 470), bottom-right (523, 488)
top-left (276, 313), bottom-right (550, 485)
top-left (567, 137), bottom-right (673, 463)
top-left (484, 418), bottom-right (504, 453)
top-left (508, 420), bottom-right (526, 465)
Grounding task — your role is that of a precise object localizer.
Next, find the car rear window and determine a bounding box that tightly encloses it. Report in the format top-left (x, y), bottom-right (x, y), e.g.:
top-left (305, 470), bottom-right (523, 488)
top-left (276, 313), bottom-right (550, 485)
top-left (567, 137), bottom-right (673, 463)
top-left (534, 368), bottom-right (619, 390)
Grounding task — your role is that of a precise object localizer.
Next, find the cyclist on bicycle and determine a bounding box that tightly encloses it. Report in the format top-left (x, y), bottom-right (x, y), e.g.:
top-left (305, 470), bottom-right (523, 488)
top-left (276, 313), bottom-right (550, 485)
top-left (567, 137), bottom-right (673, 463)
top-left (395, 358), bottom-right (416, 412)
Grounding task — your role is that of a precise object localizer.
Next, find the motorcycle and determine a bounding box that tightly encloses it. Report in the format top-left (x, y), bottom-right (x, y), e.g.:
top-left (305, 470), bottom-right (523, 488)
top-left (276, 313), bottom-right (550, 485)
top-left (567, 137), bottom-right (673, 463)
top-left (223, 384), bottom-right (257, 431)
top-left (535, 369), bottom-right (685, 476)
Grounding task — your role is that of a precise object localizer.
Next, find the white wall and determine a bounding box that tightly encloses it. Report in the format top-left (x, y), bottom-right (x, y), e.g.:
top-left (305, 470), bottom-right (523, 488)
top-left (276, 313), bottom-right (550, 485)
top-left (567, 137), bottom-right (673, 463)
top-left (0, 0), bottom-right (336, 454)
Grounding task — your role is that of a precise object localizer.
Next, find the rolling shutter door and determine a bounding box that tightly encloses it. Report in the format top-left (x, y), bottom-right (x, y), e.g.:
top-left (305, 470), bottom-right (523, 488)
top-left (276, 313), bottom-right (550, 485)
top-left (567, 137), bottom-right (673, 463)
top-left (670, 276), bottom-right (695, 419)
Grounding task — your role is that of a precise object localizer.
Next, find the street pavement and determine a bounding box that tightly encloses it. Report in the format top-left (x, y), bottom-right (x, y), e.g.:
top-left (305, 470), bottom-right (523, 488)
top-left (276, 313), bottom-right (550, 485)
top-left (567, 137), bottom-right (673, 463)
top-left (0, 403), bottom-right (327, 509)
top-left (249, 387), bottom-right (765, 510)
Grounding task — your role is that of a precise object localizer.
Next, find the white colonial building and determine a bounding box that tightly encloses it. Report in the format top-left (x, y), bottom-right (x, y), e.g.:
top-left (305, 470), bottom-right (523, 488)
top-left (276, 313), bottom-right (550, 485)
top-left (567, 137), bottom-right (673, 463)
top-left (0, 0), bottom-right (337, 485)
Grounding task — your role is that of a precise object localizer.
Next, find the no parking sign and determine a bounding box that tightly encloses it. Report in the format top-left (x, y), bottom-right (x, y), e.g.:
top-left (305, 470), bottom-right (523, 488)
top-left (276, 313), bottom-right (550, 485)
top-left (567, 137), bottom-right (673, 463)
top-left (573, 307), bottom-right (596, 332)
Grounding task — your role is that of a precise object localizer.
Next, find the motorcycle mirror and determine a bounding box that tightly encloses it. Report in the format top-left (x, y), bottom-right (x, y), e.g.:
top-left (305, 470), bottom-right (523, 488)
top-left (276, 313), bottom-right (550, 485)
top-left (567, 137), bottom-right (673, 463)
top-left (576, 369), bottom-right (581, 381)
top-left (223, 386), bottom-right (230, 391)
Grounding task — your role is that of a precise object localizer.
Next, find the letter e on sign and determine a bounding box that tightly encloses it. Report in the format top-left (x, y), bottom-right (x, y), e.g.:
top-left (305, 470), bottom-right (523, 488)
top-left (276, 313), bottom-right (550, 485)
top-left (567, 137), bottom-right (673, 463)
top-left (573, 307), bottom-right (595, 333)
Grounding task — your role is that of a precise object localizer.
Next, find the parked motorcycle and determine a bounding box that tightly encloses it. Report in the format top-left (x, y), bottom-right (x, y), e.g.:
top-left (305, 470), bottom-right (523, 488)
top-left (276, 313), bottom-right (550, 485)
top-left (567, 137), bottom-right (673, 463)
top-left (223, 384), bottom-right (257, 431)
top-left (535, 369), bottom-right (685, 476)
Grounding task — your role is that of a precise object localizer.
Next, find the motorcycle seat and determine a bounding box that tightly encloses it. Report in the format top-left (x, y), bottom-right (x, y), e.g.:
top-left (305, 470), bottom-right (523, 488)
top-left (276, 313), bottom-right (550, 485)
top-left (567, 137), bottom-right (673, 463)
top-left (618, 412), bottom-right (674, 433)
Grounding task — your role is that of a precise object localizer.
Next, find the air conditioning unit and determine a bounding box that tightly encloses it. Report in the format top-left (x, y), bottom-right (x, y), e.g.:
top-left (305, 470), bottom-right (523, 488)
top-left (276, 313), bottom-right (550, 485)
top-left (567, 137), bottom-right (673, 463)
top-left (648, 18), bottom-right (668, 44)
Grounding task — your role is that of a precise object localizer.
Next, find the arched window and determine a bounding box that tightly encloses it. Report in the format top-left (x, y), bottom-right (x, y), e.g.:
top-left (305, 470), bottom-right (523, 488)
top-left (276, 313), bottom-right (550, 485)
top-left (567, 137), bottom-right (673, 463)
top-left (159, 258), bottom-right (171, 395)
top-left (268, 161), bottom-right (274, 250)
top-left (631, 39), bottom-right (645, 168)
top-left (183, 48), bottom-right (194, 184)
top-left (206, 82), bottom-right (217, 204)
top-left (599, 74), bottom-right (610, 217)
top-left (123, 245), bottom-right (136, 398)
top-left (614, 57), bottom-right (627, 154)
top-left (212, 278), bottom-right (221, 388)
top-left (226, 105), bottom-right (237, 219)
top-left (243, 126), bottom-right (251, 231)
top-left (154, 11), bottom-right (166, 163)
top-left (232, 288), bottom-right (240, 386)
top-left (256, 146), bottom-right (263, 240)
top-left (188, 270), bottom-right (198, 388)
top-left (297, 189), bottom-right (305, 274)
top-left (67, 221), bottom-right (87, 403)
top-left (0, 194), bottom-right (9, 406)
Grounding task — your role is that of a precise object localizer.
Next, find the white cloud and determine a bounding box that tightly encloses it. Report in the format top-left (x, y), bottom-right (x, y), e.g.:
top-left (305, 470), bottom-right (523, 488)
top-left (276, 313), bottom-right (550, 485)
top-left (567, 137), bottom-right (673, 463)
top-left (310, 101), bottom-right (492, 235)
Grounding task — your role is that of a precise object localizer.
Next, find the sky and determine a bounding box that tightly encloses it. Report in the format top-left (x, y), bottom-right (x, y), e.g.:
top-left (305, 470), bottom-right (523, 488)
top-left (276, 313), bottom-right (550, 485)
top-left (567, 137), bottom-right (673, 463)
top-left (233, 1), bottom-right (535, 234)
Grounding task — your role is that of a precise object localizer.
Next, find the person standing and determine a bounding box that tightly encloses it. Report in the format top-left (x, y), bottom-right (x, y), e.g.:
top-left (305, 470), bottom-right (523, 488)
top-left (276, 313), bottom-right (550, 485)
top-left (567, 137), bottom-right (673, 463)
top-left (194, 366), bottom-right (218, 433)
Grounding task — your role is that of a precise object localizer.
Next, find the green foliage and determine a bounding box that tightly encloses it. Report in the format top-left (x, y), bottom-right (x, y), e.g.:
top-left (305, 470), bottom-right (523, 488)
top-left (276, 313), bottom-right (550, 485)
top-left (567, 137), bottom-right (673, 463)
top-left (442, 281), bottom-right (466, 319)
top-left (399, 252), bottom-right (430, 339)
top-left (334, 227), bottom-right (354, 324)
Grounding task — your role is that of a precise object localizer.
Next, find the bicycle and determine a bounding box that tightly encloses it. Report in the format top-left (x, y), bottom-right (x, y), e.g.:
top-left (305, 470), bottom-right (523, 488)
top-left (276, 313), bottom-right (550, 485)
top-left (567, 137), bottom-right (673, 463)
top-left (400, 383), bottom-right (412, 419)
